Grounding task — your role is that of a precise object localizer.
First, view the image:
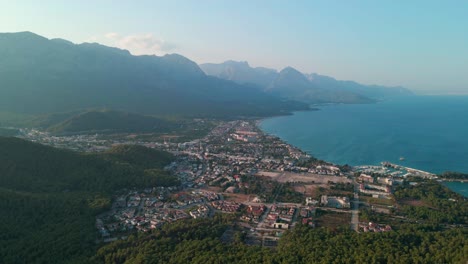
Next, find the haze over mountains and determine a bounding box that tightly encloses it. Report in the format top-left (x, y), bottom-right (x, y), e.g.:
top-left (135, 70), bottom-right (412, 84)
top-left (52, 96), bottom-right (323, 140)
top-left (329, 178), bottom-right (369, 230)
top-left (0, 32), bottom-right (307, 120)
top-left (0, 32), bottom-right (412, 130)
top-left (0, 24), bottom-right (465, 264)
top-left (200, 61), bottom-right (413, 104)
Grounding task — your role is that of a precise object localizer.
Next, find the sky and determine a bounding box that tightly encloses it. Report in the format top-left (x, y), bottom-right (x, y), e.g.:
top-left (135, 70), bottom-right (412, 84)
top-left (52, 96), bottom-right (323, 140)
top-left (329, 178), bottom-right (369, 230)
top-left (1, 0), bottom-right (467, 94)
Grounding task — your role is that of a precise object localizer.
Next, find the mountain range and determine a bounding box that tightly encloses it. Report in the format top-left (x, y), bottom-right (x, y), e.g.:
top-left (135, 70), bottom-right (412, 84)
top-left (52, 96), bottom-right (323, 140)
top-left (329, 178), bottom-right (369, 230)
top-left (0, 32), bottom-right (308, 120)
top-left (0, 32), bottom-right (412, 126)
top-left (200, 61), bottom-right (413, 104)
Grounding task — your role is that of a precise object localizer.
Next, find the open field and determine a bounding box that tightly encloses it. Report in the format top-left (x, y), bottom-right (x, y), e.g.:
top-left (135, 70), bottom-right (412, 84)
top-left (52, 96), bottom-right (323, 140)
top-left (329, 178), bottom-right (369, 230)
top-left (315, 210), bottom-right (351, 229)
top-left (200, 186), bottom-right (252, 203)
top-left (257, 171), bottom-right (352, 184)
top-left (222, 193), bottom-right (251, 203)
top-left (200, 186), bottom-right (223, 193)
top-left (399, 199), bottom-right (432, 208)
top-left (293, 184), bottom-right (328, 197)
top-left (362, 197), bottom-right (395, 206)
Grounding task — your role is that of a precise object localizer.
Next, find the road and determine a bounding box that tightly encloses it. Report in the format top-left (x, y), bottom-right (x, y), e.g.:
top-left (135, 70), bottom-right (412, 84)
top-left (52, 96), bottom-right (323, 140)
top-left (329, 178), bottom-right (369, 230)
top-left (319, 207), bottom-right (353, 213)
top-left (137, 198), bottom-right (147, 216)
top-left (350, 180), bottom-right (360, 232)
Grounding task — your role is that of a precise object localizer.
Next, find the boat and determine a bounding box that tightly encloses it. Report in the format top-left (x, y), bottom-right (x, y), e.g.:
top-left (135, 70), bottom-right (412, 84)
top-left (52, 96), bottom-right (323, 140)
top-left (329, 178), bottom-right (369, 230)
top-left (399, 157), bottom-right (405, 161)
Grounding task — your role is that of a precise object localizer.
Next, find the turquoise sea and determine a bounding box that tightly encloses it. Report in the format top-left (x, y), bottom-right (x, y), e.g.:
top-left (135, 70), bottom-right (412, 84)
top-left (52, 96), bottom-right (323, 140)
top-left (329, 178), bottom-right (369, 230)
top-left (443, 182), bottom-right (468, 198)
top-left (260, 95), bottom-right (468, 196)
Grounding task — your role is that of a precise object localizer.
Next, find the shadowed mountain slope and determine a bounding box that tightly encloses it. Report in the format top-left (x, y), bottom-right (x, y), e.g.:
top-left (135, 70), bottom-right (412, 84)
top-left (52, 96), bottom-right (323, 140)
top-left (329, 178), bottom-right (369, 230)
top-left (0, 32), bottom-right (308, 118)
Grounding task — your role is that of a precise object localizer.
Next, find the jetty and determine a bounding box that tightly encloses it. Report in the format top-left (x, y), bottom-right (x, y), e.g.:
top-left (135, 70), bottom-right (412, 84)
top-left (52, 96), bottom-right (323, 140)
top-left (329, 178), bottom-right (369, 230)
top-left (381, 162), bottom-right (437, 179)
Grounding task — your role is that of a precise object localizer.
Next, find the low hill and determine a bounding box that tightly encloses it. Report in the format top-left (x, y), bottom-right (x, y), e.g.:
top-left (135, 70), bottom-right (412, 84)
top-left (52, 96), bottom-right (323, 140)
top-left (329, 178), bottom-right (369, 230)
top-left (0, 137), bottom-right (177, 262)
top-left (101, 144), bottom-right (173, 168)
top-left (0, 137), bottom-right (176, 192)
top-left (438, 171), bottom-right (468, 180)
top-left (46, 110), bottom-right (178, 134)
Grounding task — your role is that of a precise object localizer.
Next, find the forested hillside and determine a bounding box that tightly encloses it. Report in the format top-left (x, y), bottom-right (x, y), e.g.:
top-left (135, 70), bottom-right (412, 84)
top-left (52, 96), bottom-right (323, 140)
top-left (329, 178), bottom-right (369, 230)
top-left (0, 137), bottom-right (177, 263)
top-left (46, 110), bottom-right (178, 134)
top-left (94, 218), bottom-right (467, 264)
top-left (0, 137), bottom-right (175, 192)
top-left (0, 137), bottom-right (466, 263)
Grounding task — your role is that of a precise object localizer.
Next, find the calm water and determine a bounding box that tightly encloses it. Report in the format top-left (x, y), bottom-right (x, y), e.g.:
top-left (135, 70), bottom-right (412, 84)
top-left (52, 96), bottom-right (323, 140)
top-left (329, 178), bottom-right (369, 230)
top-left (260, 96), bottom-right (468, 194)
top-left (443, 182), bottom-right (468, 198)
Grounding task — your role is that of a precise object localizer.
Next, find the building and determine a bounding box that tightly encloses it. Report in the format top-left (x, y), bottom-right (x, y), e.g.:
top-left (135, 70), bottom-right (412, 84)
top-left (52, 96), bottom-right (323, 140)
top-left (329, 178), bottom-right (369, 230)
top-left (305, 197), bottom-right (319, 206)
top-left (359, 174), bottom-right (374, 183)
top-left (321, 195), bottom-right (351, 209)
top-left (272, 222), bottom-right (289, 229)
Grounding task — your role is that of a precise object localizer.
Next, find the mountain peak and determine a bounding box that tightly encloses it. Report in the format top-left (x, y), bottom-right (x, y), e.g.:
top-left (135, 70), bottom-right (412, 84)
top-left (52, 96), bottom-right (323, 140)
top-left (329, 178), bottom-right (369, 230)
top-left (160, 53), bottom-right (205, 77)
top-left (162, 53), bottom-right (197, 64)
top-left (278, 67), bottom-right (309, 82)
top-left (1, 31), bottom-right (43, 37)
top-left (78, 42), bottom-right (132, 56)
top-left (163, 53), bottom-right (188, 59)
top-left (0, 31), bottom-right (49, 42)
top-left (199, 60), bottom-right (279, 88)
top-left (280, 66), bottom-right (302, 74)
top-left (51, 38), bottom-right (74, 45)
top-left (224, 60), bottom-right (250, 67)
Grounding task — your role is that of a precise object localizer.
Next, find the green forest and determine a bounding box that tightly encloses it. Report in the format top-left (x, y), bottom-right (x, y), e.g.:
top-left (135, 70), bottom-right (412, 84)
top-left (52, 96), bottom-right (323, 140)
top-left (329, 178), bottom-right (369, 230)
top-left (45, 110), bottom-right (178, 135)
top-left (439, 171), bottom-right (468, 180)
top-left (93, 217), bottom-right (467, 264)
top-left (394, 180), bottom-right (468, 225)
top-left (0, 137), bottom-right (177, 263)
top-left (0, 136), bottom-right (467, 263)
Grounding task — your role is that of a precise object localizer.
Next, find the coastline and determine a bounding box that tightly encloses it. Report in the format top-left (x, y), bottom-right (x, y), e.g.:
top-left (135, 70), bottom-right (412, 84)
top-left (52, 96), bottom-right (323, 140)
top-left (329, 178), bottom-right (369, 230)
top-left (256, 99), bottom-right (354, 125)
top-left (256, 96), bottom-right (468, 175)
top-left (257, 117), bottom-right (468, 179)
top-left (440, 179), bottom-right (468, 183)
top-left (254, 115), bottom-right (467, 197)
top-left (254, 118), bottom-right (319, 161)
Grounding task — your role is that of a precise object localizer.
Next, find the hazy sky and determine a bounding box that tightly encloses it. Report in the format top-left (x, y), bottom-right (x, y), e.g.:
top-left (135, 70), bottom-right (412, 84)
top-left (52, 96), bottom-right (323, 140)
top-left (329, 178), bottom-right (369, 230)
top-left (1, 0), bottom-right (467, 94)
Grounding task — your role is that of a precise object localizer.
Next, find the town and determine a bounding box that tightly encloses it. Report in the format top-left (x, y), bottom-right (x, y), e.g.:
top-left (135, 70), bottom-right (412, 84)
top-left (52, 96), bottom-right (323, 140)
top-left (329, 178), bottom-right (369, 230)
top-left (17, 120), bottom-right (444, 245)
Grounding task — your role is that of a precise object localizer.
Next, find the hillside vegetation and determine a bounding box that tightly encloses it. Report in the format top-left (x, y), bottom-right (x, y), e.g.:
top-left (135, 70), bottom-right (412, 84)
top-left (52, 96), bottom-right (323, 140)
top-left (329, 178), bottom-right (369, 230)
top-left (93, 218), bottom-right (467, 264)
top-left (0, 137), bottom-right (177, 263)
top-left (0, 137), bottom-right (466, 263)
top-left (46, 110), bottom-right (178, 134)
top-left (0, 137), bottom-right (176, 192)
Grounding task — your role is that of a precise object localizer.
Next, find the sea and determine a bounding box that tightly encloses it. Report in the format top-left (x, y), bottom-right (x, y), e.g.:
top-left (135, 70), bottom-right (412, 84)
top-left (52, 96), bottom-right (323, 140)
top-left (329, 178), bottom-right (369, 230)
top-left (260, 95), bottom-right (468, 197)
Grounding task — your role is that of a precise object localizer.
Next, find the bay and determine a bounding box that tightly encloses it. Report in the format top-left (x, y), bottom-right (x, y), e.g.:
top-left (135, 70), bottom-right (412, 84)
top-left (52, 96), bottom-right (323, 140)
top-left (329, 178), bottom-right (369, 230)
top-left (260, 95), bottom-right (468, 194)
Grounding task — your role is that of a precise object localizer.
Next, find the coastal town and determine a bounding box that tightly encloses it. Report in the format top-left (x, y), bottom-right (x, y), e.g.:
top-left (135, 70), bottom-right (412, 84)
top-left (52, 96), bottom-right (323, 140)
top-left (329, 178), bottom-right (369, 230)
top-left (1, 10), bottom-right (466, 263)
top-left (13, 119), bottom-right (462, 245)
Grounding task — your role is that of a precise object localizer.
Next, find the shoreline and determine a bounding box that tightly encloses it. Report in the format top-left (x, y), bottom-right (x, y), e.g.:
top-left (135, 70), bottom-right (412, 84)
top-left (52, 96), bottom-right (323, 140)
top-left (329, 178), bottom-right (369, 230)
top-left (254, 120), bottom-right (468, 198)
top-left (255, 118), bottom-right (468, 181)
top-left (256, 99), bottom-right (468, 176)
top-left (440, 179), bottom-right (468, 183)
